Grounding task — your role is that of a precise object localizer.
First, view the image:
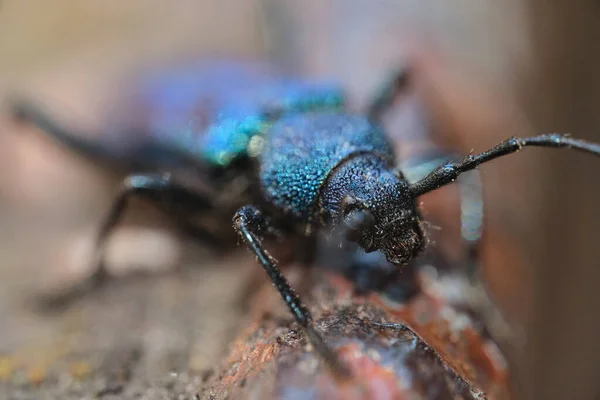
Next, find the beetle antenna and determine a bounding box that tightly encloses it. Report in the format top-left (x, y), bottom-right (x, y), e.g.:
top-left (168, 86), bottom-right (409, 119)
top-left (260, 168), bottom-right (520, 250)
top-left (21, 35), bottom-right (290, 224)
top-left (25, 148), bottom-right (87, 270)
top-left (409, 134), bottom-right (600, 197)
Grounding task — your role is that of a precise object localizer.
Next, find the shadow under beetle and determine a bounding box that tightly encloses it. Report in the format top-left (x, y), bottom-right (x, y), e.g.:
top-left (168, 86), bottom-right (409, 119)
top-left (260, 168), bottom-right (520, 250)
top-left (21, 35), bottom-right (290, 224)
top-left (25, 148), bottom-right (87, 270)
top-left (11, 60), bottom-right (600, 378)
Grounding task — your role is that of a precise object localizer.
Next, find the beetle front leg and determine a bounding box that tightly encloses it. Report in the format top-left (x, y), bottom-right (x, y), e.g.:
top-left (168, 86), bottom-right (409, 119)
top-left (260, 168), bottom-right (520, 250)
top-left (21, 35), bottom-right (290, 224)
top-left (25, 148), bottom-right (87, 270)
top-left (233, 205), bottom-right (351, 378)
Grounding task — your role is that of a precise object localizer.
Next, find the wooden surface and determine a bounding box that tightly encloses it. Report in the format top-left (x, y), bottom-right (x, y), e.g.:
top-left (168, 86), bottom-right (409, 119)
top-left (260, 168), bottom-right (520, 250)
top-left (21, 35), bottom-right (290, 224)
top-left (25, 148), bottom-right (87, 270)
top-left (1, 254), bottom-right (255, 400)
top-left (201, 265), bottom-right (510, 399)
top-left (1, 254), bottom-right (510, 399)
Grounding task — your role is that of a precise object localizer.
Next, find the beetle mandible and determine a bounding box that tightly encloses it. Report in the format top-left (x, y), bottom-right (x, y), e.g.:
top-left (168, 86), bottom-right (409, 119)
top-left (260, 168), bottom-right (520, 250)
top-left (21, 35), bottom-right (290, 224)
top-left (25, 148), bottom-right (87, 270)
top-left (11, 60), bottom-right (600, 377)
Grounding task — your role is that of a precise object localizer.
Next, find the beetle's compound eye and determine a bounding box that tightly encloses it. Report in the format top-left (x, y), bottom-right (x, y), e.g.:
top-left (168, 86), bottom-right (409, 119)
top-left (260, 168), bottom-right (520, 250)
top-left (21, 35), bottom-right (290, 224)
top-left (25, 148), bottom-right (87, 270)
top-left (340, 195), bottom-right (358, 212)
top-left (342, 207), bottom-right (376, 252)
top-left (343, 208), bottom-right (374, 233)
top-left (341, 195), bottom-right (374, 229)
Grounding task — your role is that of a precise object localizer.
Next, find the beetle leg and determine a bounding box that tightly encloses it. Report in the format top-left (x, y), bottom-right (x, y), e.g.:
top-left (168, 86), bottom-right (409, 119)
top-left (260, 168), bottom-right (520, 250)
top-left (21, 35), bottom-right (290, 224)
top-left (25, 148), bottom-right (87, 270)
top-left (37, 172), bottom-right (216, 310)
top-left (11, 97), bottom-right (198, 169)
top-left (93, 172), bottom-right (216, 262)
top-left (233, 205), bottom-right (351, 379)
top-left (95, 172), bottom-right (220, 252)
top-left (10, 97), bottom-right (122, 162)
top-left (366, 67), bottom-right (411, 121)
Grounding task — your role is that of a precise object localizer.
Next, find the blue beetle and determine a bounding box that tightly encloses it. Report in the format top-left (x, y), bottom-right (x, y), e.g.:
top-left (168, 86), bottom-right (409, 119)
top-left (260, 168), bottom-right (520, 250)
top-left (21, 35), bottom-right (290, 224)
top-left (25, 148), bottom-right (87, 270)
top-left (11, 59), bottom-right (600, 376)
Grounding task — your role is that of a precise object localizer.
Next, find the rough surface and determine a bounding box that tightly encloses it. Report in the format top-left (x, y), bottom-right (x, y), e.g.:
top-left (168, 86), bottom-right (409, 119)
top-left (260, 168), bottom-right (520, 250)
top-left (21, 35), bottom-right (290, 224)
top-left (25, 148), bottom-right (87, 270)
top-left (0, 246), bottom-right (511, 400)
top-left (0, 254), bottom-right (255, 400)
top-left (202, 264), bottom-right (511, 399)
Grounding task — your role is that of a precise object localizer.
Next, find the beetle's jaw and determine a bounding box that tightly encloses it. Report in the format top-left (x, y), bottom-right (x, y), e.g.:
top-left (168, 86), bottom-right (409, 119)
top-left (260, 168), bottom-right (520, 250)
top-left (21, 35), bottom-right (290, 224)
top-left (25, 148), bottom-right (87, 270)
top-left (377, 219), bottom-right (426, 266)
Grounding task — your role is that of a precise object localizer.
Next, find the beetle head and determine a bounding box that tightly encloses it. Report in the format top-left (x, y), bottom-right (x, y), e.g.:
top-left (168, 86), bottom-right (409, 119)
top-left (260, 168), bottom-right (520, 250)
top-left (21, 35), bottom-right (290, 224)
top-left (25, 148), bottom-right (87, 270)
top-left (340, 191), bottom-right (425, 265)
top-left (322, 155), bottom-right (426, 266)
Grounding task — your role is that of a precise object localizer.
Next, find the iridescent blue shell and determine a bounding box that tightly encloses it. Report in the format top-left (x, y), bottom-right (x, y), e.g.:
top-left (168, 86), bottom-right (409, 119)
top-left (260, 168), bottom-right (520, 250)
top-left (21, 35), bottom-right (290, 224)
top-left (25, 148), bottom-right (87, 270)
top-left (260, 113), bottom-right (395, 220)
top-left (135, 61), bottom-right (345, 167)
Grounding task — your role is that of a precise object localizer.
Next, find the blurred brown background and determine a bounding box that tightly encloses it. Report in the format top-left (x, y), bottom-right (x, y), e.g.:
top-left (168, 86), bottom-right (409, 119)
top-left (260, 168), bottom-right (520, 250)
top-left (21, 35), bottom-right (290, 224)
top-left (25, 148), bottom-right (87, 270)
top-left (1, 1), bottom-right (599, 399)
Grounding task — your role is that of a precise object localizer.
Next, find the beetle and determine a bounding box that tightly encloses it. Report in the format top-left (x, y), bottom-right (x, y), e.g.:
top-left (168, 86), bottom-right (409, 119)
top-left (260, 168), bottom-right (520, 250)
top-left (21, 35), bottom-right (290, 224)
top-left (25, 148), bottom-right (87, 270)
top-left (10, 59), bottom-right (600, 378)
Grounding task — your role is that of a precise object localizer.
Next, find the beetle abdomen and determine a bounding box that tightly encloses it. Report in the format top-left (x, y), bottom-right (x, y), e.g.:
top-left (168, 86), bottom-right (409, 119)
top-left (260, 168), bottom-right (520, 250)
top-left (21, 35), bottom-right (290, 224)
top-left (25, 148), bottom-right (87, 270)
top-left (260, 113), bottom-right (395, 220)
